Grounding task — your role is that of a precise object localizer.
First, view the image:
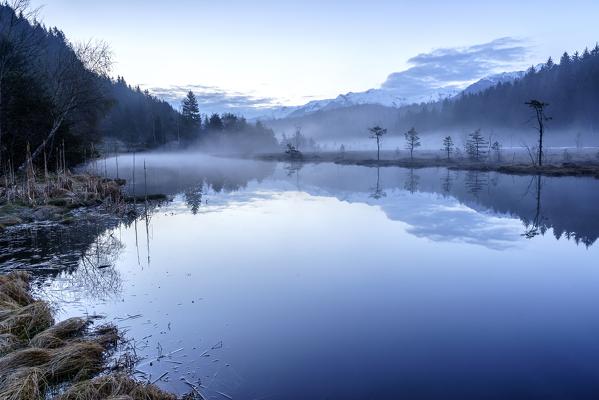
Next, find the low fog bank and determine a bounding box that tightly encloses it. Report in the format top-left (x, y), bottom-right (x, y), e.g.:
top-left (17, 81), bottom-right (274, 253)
top-left (262, 99), bottom-right (599, 156)
top-left (84, 151), bottom-right (276, 196)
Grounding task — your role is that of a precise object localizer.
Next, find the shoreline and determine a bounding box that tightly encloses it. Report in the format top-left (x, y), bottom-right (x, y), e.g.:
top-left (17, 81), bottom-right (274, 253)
top-left (0, 172), bottom-right (186, 399)
top-left (0, 172), bottom-right (169, 232)
top-left (0, 272), bottom-right (184, 400)
top-left (254, 152), bottom-right (599, 179)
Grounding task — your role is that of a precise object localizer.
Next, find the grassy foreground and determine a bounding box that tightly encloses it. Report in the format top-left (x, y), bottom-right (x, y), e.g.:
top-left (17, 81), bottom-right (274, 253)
top-left (0, 272), bottom-right (182, 400)
top-left (0, 171), bottom-right (128, 231)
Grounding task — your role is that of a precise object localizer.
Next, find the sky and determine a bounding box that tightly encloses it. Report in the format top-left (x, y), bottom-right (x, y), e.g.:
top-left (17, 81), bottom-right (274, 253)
top-left (30, 0), bottom-right (599, 114)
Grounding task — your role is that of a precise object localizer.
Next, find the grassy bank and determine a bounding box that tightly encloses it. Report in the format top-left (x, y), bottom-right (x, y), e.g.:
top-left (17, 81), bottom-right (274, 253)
top-left (0, 170), bottom-right (130, 231)
top-left (0, 272), bottom-right (182, 400)
top-left (255, 151), bottom-right (599, 179)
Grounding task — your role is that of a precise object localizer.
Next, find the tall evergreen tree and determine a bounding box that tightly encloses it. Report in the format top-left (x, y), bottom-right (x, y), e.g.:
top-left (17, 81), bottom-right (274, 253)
top-left (182, 91), bottom-right (200, 125)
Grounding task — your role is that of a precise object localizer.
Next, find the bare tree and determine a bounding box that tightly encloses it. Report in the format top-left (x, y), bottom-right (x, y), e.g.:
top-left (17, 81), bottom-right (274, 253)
top-left (525, 100), bottom-right (551, 167)
top-left (20, 39), bottom-right (112, 170)
top-left (405, 127), bottom-right (421, 161)
top-left (368, 125), bottom-right (387, 162)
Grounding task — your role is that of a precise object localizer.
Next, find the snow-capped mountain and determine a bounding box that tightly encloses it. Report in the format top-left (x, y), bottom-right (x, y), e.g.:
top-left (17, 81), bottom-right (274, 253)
top-left (257, 69), bottom-right (529, 121)
top-left (461, 71), bottom-right (527, 96)
top-left (285, 87), bottom-right (459, 119)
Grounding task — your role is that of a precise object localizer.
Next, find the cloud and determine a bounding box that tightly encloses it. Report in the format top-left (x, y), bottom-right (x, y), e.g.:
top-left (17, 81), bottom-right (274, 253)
top-left (381, 37), bottom-right (531, 98)
top-left (147, 37), bottom-right (532, 116)
top-left (146, 84), bottom-right (282, 117)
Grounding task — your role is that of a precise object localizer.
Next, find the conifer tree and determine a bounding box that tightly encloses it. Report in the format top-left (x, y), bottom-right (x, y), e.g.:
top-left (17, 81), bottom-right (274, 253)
top-left (442, 136), bottom-right (454, 160)
top-left (465, 129), bottom-right (488, 162)
top-left (405, 127), bottom-right (421, 160)
top-left (182, 91), bottom-right (200, 125)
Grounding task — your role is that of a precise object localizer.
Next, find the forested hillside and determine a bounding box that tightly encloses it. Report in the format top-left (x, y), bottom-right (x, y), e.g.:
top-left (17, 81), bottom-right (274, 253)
top-left (266, 45), bottom-right (599, 147)
top-left (400, 45), bottom-right (599, 135)
top-left (0, 2), bottom-right (185, 170)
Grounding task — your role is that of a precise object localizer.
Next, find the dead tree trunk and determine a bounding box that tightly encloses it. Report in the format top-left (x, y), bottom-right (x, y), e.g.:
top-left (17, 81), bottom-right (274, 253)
top-left (526, 100), bottom-right (550, 167)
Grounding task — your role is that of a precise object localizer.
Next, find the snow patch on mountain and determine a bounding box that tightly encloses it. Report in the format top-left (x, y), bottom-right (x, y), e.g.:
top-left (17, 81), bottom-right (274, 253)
top-left (257, 68), bottom-right (532, 121)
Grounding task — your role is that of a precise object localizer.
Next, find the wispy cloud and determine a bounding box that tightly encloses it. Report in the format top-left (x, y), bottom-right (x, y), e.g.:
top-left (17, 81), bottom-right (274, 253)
top-left (147, 37), bottom-right (532, 116)
top-left (381, 37), bottom-right (531, 96)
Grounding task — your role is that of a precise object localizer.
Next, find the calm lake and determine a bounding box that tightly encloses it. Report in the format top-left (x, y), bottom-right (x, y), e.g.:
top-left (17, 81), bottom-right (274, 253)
top-left (4, 152), bottom-right (599, 400)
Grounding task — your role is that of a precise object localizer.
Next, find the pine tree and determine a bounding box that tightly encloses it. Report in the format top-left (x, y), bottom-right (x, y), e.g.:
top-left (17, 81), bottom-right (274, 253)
top-left (442, 136), bottom-right (454, 160)
top-left (560, 52), bottom-right (571, 67)
top-left (181, 91), bottom-right (200, 125)
top-left (405, 127), bottom-right (421, 160)
top-left (465, 129), bottom-right (488, 162)
top-left (207, 113), bottom-right (223, 131)
top-left (368, 125), bottom-right (387, 161)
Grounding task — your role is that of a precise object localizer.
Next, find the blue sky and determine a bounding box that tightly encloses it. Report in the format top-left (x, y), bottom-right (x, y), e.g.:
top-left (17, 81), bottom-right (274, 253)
top-left (31, 0), bottom-right (599, 112)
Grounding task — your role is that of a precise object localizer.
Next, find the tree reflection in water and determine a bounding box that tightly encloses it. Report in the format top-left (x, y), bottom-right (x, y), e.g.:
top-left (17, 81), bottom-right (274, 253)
top-left (370, 167), bottom-right (386, 199)
top-left (404, 168), bottom-right (420, 194)
top-left (441, 169), bottom-right (454, 196)
top-left (284, 162), bottom-right (303, 190)
top-left (464, 170), bottom-right (488, 197)
top-left (40, 231), bottom-right (125, 304)
top-left (522, 174), bottom-right (547, 239)
top-left (74, 232), bottom-right (124, 299)
top-left (185, 184), bottom-right (204, 215)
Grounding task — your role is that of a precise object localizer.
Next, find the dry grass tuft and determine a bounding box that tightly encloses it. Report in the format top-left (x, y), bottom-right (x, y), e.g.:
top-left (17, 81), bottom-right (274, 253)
top-left (0, 301), bottom-right (54, 339)
top-left (0, 333), bottom-right (24, 356)
top-left (45, 342), bottom-right (106, 382)
top-left (0, 271), bottom-right (34, 306)
top-left (0, 272), bottom-right (184, 400)
top-left (57, 374), bottom-right (178, 400)
top-left (30, 317), bottom-right (91, 348)
top-left (0, 367), bottom-right (46, 400)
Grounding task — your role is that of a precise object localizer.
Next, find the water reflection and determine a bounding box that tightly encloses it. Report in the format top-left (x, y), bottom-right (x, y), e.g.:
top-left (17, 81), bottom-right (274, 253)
top-left (85, 153), bottom-right (599, 247)
top-left (441, 169), bottom-right (455, 195)
top-left (370, 167), bottom-right (386, 199)
top-left (64, 231), bottom-right (124, 300)
top-left (464, 170), bottom-right (489, 197)
top-left (4, 154), bottom-right (598, 400)
top-left (404, 168), bottom-right (420, 194)
top-left (522, 175), bottom-right (545, 239)
top-left (184, 184), bottom-right (204, 215)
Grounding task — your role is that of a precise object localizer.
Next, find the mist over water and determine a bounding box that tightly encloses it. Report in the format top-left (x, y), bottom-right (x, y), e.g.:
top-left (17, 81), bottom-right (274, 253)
top-left (10, 153), bottom-right (599, 399)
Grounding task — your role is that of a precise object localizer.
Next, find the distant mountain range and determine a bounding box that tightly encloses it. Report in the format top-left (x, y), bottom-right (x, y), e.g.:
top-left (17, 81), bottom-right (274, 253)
top-left (257, 68), bottom-right (534, 121)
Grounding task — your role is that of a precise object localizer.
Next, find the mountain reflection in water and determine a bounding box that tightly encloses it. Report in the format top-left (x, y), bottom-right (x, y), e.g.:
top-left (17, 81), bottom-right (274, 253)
top-left (2, 153), bottom-right (599, 400)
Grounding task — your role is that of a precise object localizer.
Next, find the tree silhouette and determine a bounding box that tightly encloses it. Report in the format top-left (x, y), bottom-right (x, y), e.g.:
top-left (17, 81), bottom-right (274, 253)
top-left (491, 141), bottom-right (502, 162)
top-left (368, 125), bottom-right (387, 162)
top-left (442, 136), bottom-right (454, 160)
top-left (182, 91), bottom-right (200, 124)
top-left (525, 100), bottom-right (551, 166)
top-left (465, 129), bottom-right (488, 162)
top-left (405, 127), bottom-right (421, 160)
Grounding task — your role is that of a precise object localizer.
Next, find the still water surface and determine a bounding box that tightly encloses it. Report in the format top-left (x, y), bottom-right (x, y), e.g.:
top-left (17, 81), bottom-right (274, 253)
top-left (7, 153), bottom-right (599, 399)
